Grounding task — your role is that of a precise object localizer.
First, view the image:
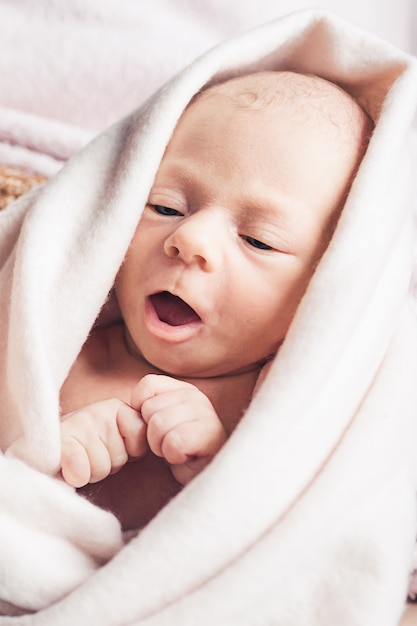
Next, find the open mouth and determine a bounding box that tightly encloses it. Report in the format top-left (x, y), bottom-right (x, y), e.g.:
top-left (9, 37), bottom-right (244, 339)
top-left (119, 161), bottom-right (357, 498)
top-left (149, 291), bottom-right (201, 327)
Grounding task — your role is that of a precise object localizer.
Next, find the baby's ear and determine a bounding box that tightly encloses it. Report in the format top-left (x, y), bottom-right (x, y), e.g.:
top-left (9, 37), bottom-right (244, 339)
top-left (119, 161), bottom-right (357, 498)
top-left (253, 359), bottom-right (274, 396)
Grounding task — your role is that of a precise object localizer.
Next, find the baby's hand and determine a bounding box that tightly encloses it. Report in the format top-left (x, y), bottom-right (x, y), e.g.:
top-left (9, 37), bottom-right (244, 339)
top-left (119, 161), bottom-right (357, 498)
top-left (131, 375), bottom-right (227, 485)
top-left (60, 399), bottom-right (147, 488)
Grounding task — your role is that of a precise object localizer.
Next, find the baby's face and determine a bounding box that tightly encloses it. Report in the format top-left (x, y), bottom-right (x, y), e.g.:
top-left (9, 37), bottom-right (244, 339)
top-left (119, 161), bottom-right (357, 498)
top-left (116, 87), bottom-right (361, 378)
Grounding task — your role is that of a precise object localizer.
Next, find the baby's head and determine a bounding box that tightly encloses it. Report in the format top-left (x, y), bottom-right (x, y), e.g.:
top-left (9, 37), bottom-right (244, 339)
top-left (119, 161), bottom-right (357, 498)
top-left (115, 71), bottom-right (373, 378)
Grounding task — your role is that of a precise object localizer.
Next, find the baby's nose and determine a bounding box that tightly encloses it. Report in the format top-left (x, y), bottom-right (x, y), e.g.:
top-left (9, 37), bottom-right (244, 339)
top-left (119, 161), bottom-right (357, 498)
top-left (163, 209), bottom-right (223, 271)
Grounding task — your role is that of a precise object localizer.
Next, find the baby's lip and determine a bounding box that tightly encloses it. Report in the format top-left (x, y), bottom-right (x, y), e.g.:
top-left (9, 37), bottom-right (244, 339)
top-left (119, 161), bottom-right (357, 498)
top-left (149, 291), bottom-right (202, 327)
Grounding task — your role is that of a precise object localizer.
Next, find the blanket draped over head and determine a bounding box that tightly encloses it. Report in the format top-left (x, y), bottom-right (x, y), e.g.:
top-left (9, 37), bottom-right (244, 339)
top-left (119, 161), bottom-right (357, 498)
top-left (1, 9), bottom-right (417, 625)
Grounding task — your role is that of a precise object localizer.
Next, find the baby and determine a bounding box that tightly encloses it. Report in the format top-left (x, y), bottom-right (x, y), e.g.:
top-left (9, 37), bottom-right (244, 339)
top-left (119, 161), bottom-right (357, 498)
top-left (59, 70), bottom-right (373, 530)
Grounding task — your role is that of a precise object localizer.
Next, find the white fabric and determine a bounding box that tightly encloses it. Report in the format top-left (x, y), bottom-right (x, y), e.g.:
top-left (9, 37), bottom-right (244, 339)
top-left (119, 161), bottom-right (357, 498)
top-left (1, 8), bottom-right (417, 625)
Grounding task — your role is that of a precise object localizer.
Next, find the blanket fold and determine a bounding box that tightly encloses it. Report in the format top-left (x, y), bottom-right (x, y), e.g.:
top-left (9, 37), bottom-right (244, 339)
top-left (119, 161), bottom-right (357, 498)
top-left (1, 9), bottom-right (417, 625)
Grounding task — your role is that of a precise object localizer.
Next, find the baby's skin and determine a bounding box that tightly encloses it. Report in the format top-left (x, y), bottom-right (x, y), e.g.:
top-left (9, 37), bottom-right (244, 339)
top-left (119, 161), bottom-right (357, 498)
top-left (60, 321), bottom-right (256, 528)
top-left (59, 70), bottom-right (373, 530)
top-left (61, 374), bottom-right (227, 488)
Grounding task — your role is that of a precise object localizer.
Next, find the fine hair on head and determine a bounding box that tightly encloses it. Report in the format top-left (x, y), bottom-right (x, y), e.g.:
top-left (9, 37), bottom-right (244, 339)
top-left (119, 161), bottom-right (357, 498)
top-left (188, 70), bottom-right (374, 157)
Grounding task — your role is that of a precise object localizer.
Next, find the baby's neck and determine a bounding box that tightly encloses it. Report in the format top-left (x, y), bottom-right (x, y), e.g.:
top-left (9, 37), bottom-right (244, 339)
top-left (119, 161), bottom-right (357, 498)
top-left (121, 324), bottom-right (264, 380)
top-left (61, 322), bottom-right (260, 434)
top-left (115, 324), bottom-right (261, 434)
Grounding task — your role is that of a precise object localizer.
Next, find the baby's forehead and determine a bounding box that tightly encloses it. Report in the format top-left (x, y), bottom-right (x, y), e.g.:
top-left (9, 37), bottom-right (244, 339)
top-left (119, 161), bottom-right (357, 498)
top-left (192, 71), bottom-right (370, 142)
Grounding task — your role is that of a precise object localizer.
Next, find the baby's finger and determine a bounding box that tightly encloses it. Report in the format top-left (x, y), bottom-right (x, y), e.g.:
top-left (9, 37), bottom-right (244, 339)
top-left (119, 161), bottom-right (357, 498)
top-left (131, 374), bottom-right (193, 412)
top-left (140, 388), bottom-right (194, 426)
top-left (61, 437), bottom-right (92, 488)
top-left (146, 403), bottom-right (196, 458)
top-left (85, 438), bottom-right (115, 483)
top-left (162, 415), bottom-right (227, 465)
top-left (116, 404), bottom-right (147, 459)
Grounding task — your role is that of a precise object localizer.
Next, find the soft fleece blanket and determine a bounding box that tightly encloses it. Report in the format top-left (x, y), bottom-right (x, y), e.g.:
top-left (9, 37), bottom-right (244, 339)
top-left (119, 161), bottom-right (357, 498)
top-left (1, 9), bottom-right (417, 625)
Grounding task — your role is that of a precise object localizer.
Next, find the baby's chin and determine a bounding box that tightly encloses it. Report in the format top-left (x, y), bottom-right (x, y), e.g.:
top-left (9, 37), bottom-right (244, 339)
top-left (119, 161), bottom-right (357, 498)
top-left (124, 327), bottom-right (276, 379)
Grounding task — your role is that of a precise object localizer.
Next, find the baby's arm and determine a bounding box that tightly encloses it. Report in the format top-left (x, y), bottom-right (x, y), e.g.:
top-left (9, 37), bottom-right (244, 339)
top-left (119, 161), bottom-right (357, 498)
top-left (60, 399), bottom-right (147, 488)
top-left (131, 375), bottom-right (227, 485)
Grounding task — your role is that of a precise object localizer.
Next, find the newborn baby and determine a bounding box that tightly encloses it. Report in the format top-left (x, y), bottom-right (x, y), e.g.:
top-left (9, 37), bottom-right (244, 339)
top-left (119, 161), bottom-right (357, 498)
top-left (59, 70), bottom-right (373, 530)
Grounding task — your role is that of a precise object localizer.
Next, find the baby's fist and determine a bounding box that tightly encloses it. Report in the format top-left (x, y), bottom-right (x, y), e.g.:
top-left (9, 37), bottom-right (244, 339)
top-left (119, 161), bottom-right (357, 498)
top-left (131, 375), bottom-right (227, 485)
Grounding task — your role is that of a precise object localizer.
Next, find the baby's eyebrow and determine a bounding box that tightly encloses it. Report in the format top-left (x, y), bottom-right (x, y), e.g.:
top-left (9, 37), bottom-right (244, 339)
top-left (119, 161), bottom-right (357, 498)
top-left (243, 199), bottom-right (311, 250)
top-left (155, 162), bottom-right (195, 187)
top-left (241, 196), bottom-right (294, 226)
top-left (157, 159), bottom-right (298, 229)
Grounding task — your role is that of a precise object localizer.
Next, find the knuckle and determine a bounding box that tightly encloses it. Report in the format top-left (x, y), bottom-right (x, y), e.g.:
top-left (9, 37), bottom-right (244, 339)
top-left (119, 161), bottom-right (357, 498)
top-left (111, 451), bottom-right (128, 470)
top-left (140, 373), bottom-right (160, 394)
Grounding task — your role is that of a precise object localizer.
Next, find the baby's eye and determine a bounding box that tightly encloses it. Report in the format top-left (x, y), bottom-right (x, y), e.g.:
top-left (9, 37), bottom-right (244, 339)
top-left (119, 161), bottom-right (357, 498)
top-left (152, 204), bottom-right (183, 217)
top-left (242, 235), bottom-right (274, 251)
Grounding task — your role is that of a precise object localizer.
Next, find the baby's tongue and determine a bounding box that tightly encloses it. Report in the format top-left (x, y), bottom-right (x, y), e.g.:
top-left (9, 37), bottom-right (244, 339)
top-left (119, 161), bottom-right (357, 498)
top-left (151, 292), bottom-right (200, 326)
